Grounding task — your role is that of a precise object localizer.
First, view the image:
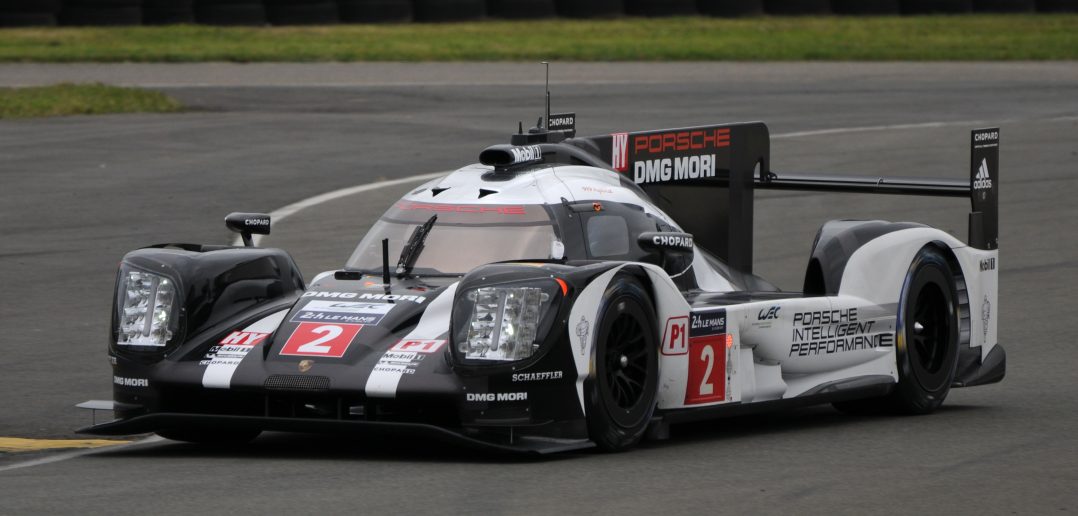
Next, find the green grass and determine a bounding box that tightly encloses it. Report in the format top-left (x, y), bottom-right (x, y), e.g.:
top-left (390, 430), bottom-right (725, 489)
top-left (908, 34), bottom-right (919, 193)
top-left (0, 83), bottom-right (183, 118)
top-left (0, 15), bottom-right (1075, 62)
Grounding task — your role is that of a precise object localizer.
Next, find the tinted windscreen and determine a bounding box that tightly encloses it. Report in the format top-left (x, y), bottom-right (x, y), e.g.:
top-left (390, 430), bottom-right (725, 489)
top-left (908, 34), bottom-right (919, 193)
top-left (346, 202), bottom-right (558, 275)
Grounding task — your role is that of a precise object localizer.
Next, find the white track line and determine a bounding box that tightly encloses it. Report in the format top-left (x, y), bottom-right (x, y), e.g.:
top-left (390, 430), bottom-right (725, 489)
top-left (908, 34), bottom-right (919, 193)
top-left (0, 436), bottom-right (164, 474)
top-left (239, 171), bottom-right (447, 246)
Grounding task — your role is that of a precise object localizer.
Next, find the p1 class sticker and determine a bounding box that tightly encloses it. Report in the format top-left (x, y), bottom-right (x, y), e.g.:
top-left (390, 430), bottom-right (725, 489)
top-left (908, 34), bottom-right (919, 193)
top-left (279, 322), bottom-right (363, 358)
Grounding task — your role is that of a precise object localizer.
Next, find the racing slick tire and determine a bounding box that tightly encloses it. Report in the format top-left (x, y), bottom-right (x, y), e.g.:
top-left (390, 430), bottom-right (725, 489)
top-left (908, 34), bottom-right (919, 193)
top-left (156, 428), bottom-right (262, 444)
top-left (834, 246), bottom-right (959, 415)
top-left (585, 274), bottom-right (659, 452)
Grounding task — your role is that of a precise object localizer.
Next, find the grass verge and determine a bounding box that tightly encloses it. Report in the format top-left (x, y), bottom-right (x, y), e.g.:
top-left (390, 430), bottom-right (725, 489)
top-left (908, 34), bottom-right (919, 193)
top-left (0, 83), bottom-right (182, 118)
top-left (0, 15), bottom-right (1075, 62)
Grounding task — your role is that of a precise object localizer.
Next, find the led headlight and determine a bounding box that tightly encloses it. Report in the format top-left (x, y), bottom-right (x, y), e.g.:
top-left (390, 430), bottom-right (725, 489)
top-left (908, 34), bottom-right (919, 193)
top-left (116, 269), bottom-right (176, 347)
top-left (458, 286), bottom-right (552, 362)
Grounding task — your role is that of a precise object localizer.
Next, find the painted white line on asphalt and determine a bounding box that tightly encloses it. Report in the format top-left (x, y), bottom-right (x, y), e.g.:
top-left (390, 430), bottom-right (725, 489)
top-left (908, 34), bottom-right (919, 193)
top-left (237, 171), bottom-right (447, 247)
top-left (0, 436), bottom-right (164, 474)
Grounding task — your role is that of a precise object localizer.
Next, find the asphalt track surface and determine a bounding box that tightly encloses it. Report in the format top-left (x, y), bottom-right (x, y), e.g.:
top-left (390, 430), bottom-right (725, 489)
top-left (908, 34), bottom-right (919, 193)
top-left (1, 63), bottom-right (1076, 514)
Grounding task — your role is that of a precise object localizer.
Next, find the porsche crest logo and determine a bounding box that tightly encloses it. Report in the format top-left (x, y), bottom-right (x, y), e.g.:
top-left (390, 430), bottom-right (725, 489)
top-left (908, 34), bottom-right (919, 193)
top-left (298, 360), bottom-right (314, 373)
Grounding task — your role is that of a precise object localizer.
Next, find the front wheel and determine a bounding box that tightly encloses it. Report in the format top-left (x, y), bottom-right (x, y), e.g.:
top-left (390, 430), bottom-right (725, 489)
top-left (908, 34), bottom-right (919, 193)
top-left (585, 274), bottom-right (659, 452)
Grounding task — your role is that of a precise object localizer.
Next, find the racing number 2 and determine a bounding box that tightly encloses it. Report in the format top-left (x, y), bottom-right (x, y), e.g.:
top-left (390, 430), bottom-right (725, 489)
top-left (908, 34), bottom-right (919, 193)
top-left (685, 334), bottom-right (730, 405)
top-left (280, 322), bottom-right (363, 358)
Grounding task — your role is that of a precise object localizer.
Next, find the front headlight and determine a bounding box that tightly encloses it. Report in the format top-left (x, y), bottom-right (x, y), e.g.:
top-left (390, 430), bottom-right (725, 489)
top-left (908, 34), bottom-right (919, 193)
top-left (457, 286), bottom-right (552, 362)
top-left (116, 269), bottom-right (176, 347)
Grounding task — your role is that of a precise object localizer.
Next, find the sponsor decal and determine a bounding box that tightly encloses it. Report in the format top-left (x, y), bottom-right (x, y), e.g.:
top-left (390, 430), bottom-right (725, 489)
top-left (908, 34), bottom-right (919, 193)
top-left (581, 185), bottom-right (614, 196)
top-left (973, 158), bottom-right (993, 191)
top-left (633, 154), bottom-right (716, 185)
top-left (113, 375), bottom-right (149, 388)
top-left (982, 295), bottom-right (991, 338)
top-left (575, 315), bottom-right (589, 355)
top-left (219, 331), bottom-right (269, 346)
top-left (396, 202), bottom-right (526, 216)
top-left (280, 322), bottom-right (363, 358)
top-left (302, 291), bottom-right (427, 304)
top-left (652, 234), bottom-right (693, 249)
top-left (980, 257), bottom-right (996, 271)
top-left (548, 112), bottom-right (575, 132)
top-left (466, 392), bottom-right (528, 402)
top-left (661, 316), bottom-right (689, 356)
top-left (509, 145), bottom-right (543, 164)
top-left (974, 130), bottom-right (999, 143)
top-left (390, 339), bottom-right (446, 353)
top-left (243, 217), bottom-right (270, 228)
top-left (512, 371), bottom-right (564, 382)
top-left (611, 132), bottom-right (629, 172)
top-left (200, 331), bottom-right (269, 366)
top-left (690, 309), bottom-right (726, 337)
top-left (788, 308), bottom-right (893, 357)
top-left (632, 128), bottom-right (730, 156)
top-left (758, 306), bottom-right (780, 321)
top-left (292, 300), bottom-right (394, 325)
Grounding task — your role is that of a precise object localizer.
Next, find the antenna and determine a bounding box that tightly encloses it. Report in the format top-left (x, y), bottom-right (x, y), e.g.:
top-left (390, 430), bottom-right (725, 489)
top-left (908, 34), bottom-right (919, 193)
top-left (542, 61), bottom-right (550, 130)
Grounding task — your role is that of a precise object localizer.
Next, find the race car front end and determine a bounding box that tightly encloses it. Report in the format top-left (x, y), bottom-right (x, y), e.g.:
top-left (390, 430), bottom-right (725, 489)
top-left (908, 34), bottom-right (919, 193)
top-left (82, 247), bottom-right (598, 453)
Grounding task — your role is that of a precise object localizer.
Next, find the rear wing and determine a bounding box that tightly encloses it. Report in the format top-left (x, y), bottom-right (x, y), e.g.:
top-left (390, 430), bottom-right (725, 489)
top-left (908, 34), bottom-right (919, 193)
top-left (569, 123), bottom-right (999, 273)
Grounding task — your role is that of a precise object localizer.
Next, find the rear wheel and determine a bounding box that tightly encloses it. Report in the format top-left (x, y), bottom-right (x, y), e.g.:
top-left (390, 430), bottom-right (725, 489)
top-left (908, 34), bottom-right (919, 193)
top-left (156, 428), bottom-right (261, 444)
top-left (834, 246), bottom-right (959, 415)
top-left (585, 274), bottom-right (658, 452)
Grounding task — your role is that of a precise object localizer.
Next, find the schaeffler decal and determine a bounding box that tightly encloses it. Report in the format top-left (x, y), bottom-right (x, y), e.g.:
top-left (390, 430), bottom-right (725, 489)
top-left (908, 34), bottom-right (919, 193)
top-left (982, 295), bottom-right (991, 338)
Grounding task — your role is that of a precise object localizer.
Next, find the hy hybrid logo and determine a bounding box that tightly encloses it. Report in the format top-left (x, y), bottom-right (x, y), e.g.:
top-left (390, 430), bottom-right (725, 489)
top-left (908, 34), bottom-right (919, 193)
top-left (973, 158), bottom-right (993, 191)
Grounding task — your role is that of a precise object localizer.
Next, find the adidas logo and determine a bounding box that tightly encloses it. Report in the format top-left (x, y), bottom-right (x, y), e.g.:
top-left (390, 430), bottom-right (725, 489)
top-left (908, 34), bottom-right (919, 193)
top-left (973, 158), bottom-right (993, 190)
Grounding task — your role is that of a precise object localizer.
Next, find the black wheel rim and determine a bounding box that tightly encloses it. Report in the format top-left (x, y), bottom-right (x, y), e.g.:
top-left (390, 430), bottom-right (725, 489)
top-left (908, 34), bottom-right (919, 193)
top-left (603, 302), bottom-right (649, 410)
top-left (909, 282), bottom-right (952, 392)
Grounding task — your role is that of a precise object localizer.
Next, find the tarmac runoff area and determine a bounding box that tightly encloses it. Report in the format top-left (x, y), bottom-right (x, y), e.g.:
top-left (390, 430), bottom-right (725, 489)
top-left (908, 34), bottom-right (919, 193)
top-left (0, 62), bottom-right (1075, 514)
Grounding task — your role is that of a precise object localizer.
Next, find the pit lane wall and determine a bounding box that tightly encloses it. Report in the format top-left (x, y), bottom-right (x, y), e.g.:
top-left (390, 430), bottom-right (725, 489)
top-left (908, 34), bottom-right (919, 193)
top-left (1, 0), bottom-right (1073, 28)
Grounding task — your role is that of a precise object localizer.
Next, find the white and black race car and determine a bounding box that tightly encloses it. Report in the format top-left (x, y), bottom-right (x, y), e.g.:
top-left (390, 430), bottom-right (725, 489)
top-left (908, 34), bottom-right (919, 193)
top-left (78, 113), bottom-right (1005, 453)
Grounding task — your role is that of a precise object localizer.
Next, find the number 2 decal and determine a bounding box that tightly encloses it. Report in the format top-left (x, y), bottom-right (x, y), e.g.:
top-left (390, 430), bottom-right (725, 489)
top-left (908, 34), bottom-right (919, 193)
top-left (280, 322), bottom-right (363, 358)
top-left (296, 325), bottom-right (343, 354)
top-left (685, 334), bottom-right (729, 405)
top-left (698, 345), bottom-right (715, 396)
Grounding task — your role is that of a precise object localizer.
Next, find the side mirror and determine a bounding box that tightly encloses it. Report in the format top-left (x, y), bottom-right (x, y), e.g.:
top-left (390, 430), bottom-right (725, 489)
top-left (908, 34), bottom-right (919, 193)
top-left (638, 232), bottom-right (694, 274)
top-left (225, 212), bottom-right (271, 247)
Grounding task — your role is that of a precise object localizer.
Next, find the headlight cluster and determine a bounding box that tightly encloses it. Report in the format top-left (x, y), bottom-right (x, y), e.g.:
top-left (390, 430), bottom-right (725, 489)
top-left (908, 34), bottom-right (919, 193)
top-left (457, 286), bottom-right (553, 362)
top-left (116, 269), bottom-right (177, 347)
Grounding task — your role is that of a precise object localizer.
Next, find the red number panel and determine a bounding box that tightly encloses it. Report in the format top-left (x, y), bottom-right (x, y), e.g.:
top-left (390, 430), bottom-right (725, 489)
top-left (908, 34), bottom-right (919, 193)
top-left (279, 323), bottom-right (362, 358)
top-left (684, 334), bottom-right (728, 405)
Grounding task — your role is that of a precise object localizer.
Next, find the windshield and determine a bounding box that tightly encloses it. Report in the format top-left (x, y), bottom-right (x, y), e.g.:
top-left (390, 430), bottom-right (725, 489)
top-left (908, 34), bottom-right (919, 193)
top-left (346, 201), bottom-right (559, 275)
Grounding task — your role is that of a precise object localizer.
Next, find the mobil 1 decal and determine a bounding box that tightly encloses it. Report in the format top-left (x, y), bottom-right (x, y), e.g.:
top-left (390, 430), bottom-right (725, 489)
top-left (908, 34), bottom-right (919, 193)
top-left (684, 309), bottom-right (731, 405)
top-left (611, 126), bottom-right (731, 185)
